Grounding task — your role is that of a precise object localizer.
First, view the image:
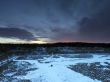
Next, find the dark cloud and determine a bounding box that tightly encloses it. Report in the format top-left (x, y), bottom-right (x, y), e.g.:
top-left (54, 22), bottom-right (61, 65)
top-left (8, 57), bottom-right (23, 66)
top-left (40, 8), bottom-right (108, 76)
top-left (0, 27), bottom-right (35, 40)
top-left (50, 27), bottom-right (78, 42)
top-left (0, 0), bottom-right (110, 43)
top-left (78, 3), bottom-right (110, 43)
top-left (0, 0), bottom-right (105, 26)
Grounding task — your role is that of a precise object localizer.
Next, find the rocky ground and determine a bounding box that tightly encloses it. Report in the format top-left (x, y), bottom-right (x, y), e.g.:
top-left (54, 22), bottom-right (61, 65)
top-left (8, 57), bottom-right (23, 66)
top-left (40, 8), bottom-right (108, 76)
top-left (0, 53), bottom-right (110, 82)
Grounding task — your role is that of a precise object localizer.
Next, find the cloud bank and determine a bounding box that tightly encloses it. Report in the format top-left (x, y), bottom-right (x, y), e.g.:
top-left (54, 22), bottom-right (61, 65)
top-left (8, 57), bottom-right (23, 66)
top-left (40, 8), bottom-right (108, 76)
top-left (0, 0), bottom-right (110, 43)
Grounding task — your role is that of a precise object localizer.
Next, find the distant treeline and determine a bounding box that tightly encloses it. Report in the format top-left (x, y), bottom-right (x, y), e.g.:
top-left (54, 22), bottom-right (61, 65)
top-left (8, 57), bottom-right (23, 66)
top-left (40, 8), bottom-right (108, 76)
top-left (0, 42), bottom-right (110, 48)
top-left (0, 42), bottom-right (110, 61)
top-left (0, 42), bottom-right (110, 53)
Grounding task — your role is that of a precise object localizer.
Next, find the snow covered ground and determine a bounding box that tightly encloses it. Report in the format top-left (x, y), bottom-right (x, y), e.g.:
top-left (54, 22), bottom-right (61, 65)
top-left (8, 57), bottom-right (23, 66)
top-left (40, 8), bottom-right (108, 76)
top-left (1, 54), bottom-right (110, 82)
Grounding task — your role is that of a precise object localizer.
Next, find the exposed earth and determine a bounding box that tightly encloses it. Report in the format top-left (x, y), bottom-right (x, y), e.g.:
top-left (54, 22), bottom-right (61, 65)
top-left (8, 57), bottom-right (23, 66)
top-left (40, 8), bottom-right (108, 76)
top-left (0, 53), bottom-right (110, 82)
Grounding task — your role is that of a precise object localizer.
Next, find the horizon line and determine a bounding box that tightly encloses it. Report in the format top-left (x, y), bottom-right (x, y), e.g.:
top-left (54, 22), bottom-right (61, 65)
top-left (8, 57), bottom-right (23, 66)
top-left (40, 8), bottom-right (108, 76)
top-left (0, 42), bottom-right (110, 44)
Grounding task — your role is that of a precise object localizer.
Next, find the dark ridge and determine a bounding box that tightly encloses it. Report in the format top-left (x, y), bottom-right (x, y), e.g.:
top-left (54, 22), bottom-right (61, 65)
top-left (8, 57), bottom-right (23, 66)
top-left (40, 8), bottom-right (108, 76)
top-left (0, 42), bottom-right (110, 47)
top-left (0, 42), bottom-right (110, 61)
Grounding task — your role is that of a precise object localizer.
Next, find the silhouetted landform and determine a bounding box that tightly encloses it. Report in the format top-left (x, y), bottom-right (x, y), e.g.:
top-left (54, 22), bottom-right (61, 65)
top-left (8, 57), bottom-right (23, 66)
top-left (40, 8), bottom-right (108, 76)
top-left (0, 42), bottom-right (110, 47)
top-left (0, 42), bottom-right (110, 61)
top-left (0, 42), bottom-right (110, 54)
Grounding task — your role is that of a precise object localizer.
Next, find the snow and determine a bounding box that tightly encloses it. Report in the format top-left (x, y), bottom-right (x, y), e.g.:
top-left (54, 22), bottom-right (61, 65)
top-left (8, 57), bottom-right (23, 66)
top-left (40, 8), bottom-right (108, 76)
top-left (5, 72), bottom-right (16, 76)
top-left (15, 60), bottom-right (100, 82)
top-left (12, 54), bottom-right (110, 82)
top-left (0, 56), bottom-right (18, 66)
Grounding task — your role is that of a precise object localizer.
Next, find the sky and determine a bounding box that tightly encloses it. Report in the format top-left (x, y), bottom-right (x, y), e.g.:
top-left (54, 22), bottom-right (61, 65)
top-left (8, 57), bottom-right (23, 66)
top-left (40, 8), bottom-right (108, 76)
top-left (0, 0), bottom-right (110, 43)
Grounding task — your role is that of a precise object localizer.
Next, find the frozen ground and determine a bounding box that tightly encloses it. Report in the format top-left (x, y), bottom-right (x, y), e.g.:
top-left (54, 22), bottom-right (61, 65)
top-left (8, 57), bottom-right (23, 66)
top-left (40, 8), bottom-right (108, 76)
top-left (0, 54), bottom-right (110, 82)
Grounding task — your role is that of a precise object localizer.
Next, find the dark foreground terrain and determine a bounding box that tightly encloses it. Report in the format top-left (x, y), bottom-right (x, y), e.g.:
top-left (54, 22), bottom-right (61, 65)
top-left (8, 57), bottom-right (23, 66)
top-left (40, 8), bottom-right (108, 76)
top-left (0, 43), bottom-right (110, 82)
